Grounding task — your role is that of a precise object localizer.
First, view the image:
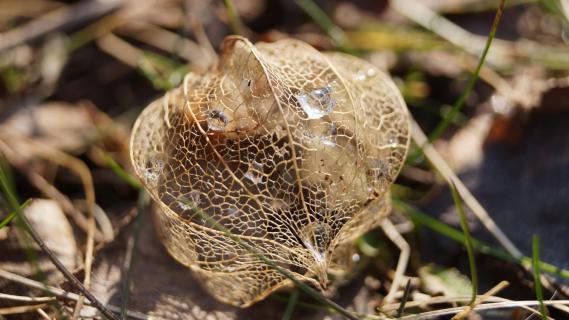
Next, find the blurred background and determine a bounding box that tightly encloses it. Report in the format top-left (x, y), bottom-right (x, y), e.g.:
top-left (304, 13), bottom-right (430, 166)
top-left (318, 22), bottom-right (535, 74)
top-left (0, 0), bottom-right (569, 319)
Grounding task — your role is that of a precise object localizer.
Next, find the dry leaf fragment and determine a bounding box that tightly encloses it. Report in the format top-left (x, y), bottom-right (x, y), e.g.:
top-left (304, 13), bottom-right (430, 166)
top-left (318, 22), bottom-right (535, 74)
top-left (1, 199), bottom-right (78, 279)
top-left (22, 199), bottom-right (78, 271)
top-left (130, 36), bottom-right (410, 307)
top-left (0, 102), bottom-right (96, 153)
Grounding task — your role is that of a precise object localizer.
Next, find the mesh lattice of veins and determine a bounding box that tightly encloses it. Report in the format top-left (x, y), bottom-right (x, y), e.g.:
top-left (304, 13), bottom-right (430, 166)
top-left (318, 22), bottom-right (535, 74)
top-left (130, 36), bottom-right (410, 307)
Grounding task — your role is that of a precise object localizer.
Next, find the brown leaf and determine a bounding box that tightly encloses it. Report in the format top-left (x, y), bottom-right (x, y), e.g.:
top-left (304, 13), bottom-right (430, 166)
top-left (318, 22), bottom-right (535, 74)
top-left (1, 199), bottom-right (78, 281)
top-left (23, 199), bottom-right (78, 270)
top-left (0, 102), bottom-right (96, 153)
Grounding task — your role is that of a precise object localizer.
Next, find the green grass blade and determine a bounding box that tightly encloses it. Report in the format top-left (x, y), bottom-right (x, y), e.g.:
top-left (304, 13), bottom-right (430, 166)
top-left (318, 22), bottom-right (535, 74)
top-left (532, 235), bottom-right (548, 320)
top-left (449, 182), bottom-right (478, 305)
top-left (0, 159), bottom-right (72, 318)
top-left (223, 0), bottom-right (245, 36)
top-left (0, 210), bottom-right (16, 229)
top-left (539, 0), bottom-right (569, 21)
top-left (281, 288), bottom-right (300, 320)
top-left (0, 157), bottom-right (20, 211)
top-left (271, 294), bottom-right (335, 312)
top-left (138, 51), bottom-right (187, 90)
top-left (121, 190), bottom-right (148, 319)
top-left (100, 151), bottom-right (141, 189)
top-left (427, 0), bottom-right (505, 142)
top-left (295, 0), bottom-right (341, 42)
top-left (0, 199), bottom-right (32, 229)
top-left (295, 0), bottom-right (356, 54)
top-left (392, 198), bottom-right (569, 281)
top-left (406, 0), bottom-right (506, 165)
top-left (99, 152), bottom-right (144, 317)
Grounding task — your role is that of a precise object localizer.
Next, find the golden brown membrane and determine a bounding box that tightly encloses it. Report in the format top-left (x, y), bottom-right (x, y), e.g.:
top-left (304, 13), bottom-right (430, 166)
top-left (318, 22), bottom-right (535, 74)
top-left (130, 36), bottom-right (410, 307)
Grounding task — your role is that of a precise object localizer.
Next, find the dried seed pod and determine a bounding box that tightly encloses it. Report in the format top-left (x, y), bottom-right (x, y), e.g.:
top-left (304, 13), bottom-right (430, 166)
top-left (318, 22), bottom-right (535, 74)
top-left (130, 36), bottom-right (410, 307)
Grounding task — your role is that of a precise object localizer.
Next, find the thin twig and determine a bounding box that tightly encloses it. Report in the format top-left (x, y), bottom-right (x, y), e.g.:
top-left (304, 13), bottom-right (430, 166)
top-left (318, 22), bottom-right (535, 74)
top-left (409, 118), bottom-right (522, 257)
top-left (66, 0), bottom-right (153, 52)
top-left (0, 199), bottom-right (32, 229)
top-left (0, 164), bottom-right (117, 319)
top-left (0, 303), bottom-right (49, 316)
top-left (404, 0), bottom-right (506, 164)
top-left (395, 279), bottom-right (412, 318)
top-left (0, 134), bottom-right (106, 318)
top-left (0, 268), bottom-right (151, 320)
top-left (382, 293), bottom-right (552, 319)
top-left (72, 214), bottom-right (96, 319)
top-left (401, 299), bottom-right (569, 320)
top-left (0, 293), bottom-right (55, 303)
top-left (409, 119), bottom-right (569, 302)
top-left (189, 16), bottom-right (218, 68)
top-left (36, 307), bottom-right (52, 320)
top-left (393, 198), bottom-right (569, 281)
top-left (381, 219), bottom-right (410, 305)
top-left (16, 213), bottom-right (119, 320)
top-left (119, 24), bottom-right (209, 65)
top-left (0, 160), bottom-right (66, 317)
top-left (0, 139), bottom-right (107, 241)
top-left (391, 0), bottom-right (507, 67)
top-left (97, 33), bottom-right (143, 68)
top-left (525, 292), bottom-right (559, 320)
top-left (451, 280), bottom-right (508, 320)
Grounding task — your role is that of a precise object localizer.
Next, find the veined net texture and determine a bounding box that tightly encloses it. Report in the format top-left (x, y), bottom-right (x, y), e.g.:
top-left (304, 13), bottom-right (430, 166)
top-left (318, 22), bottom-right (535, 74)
top-left (130, 36), bottom-right (410, 307)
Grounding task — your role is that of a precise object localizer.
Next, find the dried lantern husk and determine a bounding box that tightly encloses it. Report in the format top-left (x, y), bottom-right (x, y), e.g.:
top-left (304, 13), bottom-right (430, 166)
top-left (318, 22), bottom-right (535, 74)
top-left (130, 36), bottom-right (410, 307)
